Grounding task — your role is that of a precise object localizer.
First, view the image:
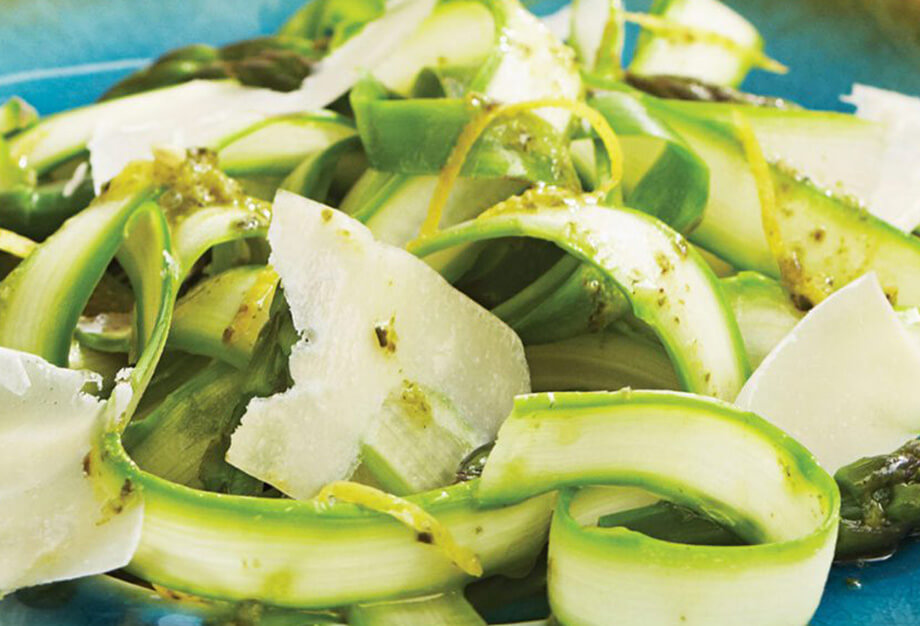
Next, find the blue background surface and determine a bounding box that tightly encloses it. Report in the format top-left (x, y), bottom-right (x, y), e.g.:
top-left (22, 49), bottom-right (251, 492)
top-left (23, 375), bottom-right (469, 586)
top-left (1, 0), bottom-right (919, 623)
top-left (1, 0), bottom-right (918, 114)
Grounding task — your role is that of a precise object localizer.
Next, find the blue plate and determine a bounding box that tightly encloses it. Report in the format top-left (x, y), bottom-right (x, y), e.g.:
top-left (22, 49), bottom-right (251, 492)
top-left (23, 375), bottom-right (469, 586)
top-left (1, 0), bottom-right (919, 623)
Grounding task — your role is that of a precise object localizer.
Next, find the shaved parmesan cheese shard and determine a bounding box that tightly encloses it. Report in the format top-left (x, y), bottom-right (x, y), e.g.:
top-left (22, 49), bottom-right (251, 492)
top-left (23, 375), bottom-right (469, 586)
top-left (736, 273), bottom-right (920, 472)
top-left (0, 347), bottom-right (143, 595)
top-left (301, 0), bottom-right (437, 104)
top-left (89, 81), bottom-right (307, 192)
top-left (569, 0), bottom-right (619, 71)
top-left (841, 84), bottom-right (920, 231)
top-left (227, 191), bottom-right (529, 499)
top-left (484, 3), bottom-right (582, 133)
top-left (352, 0), bottom-right (467, 95)
top-left (540, 4), bottom-right (574, 42)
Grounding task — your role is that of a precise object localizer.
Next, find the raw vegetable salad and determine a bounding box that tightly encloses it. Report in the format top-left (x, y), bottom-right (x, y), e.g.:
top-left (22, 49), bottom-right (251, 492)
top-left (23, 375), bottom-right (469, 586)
top-left (1, 0), bottom-right (919, 624)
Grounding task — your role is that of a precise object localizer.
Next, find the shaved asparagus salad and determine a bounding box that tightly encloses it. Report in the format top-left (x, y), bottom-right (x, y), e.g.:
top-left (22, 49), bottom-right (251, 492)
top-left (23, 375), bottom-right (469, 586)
top-left (2, 0), bottom-right (920, 624)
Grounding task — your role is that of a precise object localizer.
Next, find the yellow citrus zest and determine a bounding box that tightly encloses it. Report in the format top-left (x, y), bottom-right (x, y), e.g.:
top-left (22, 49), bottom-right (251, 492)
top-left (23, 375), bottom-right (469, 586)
top-left (0, 227), bottom-right (37, 259)
top-left (316, 481), bottom-right (483, 577)
top-left (733, 110), bottom-right (824, 308)
top-left (224, 266), bottom-right (280, 352)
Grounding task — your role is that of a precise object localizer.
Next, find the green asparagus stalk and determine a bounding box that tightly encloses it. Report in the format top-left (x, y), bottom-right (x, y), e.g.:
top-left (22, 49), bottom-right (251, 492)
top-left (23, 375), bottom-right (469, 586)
top-left (123, 361), bottom-right (259, 494)
top-left (598, 501), bottom-right (743, 546)
top-left (123, 288), bottom-right (296, 495)
top-left (500, 262), bottom-right (630, 344)
top-left (0, 177), bottom-right (95, 240)
top-left (0, 97), bottom-right (38, 136)
top-left (278, 0), bottom-right (384, 47)
top-left (835, 439), bottom-right (920, 561)
top-left (453, 239), bottom-right (565, 310)
top-left (547, 438), bottom-right (920, 561)
top-left (622, 73), bottom-right (800, 109)
top-left (101, 36), bottom-right (324, 101)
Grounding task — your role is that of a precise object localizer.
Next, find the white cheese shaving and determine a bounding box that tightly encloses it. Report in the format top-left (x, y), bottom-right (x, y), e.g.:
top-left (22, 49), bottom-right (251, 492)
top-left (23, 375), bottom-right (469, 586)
top-left (569, 0), bottom-right (614, 69)
top-left (88, 81), bottom-right (297, 192)
top-left (227, 191), bottom-right (529, 499)
top-left (485, 2), bottom-right (582, 132)
top-left (540, 4), bottom-right (574, 42)
top-left (0, 347), bottom-right (143, 595)
top-left (307, 0), bottom-right (438, 101)
top-left (841, 83), bottom-right (920, 232)
top-left (736, 273), bottom-right (920, 472)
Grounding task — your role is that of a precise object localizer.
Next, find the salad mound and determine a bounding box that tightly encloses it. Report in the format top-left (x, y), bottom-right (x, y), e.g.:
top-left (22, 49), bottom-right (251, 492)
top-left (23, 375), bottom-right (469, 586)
top-left (1, 0), bottom-right (920, 624)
